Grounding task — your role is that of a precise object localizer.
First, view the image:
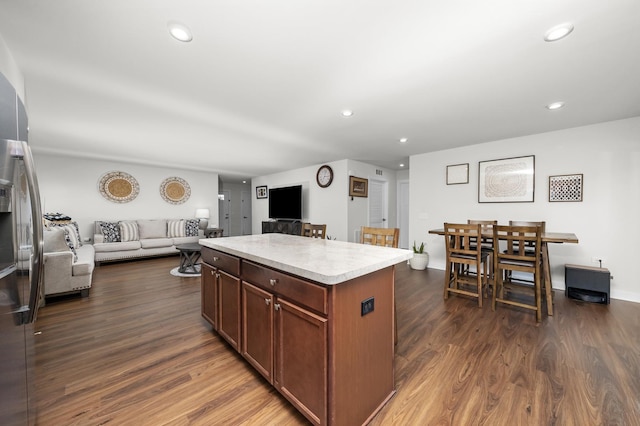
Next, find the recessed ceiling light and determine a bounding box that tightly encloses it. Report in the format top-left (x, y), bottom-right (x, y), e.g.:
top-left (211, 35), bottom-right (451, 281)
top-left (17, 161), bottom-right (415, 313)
top-left (544, 23), bottom-right (574, 42)
top-left (546, 101), bottom-right (565, 110)
top-left (341, 110), bottom-right (354, 117)
top-left (399, 163), bottom-right (405, 168)
top-left (399, 138), bottom-right (408, 143)
top-left (168, 21), bottom-right (193, 42)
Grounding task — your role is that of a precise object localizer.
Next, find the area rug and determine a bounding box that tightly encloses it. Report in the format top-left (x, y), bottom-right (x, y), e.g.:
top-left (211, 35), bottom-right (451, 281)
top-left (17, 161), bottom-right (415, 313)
top-left (170, 264), bottom-right (201, 277)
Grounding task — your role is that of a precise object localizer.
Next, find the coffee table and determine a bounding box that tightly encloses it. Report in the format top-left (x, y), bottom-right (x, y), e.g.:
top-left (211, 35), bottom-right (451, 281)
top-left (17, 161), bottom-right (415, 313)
top-left (176, 243), bottom-right (202, 274)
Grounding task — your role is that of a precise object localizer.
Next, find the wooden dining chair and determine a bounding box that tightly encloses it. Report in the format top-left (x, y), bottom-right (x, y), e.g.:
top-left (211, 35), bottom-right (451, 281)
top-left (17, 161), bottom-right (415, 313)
top-left (467, 220), bottom-right (498, 286)
top-left (443, 223), bottom-right (490, 307)
top-left (360, 227), bottom-right (399, 248)
top-left (301, 223), bottom-right (327, 239)
top-left (493, 224), bottom-right (543, 322)
top-left (360, 226), bottom-right (400, 345)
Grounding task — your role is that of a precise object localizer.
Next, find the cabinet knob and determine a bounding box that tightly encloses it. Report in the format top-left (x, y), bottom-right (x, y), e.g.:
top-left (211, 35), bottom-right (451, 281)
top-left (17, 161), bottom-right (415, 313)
top-left (269, 278), bottom-right (278, 286)
top-left (265, 299), bottom-right (270, 306)
top-left (215, 273), bottom-right (220, 279)
top-left (213, 256), bottom-right (220, 262)
top-left (211, 270), bottom-right (215, 276)
top-left (274, 303), bottom-right (281, 311)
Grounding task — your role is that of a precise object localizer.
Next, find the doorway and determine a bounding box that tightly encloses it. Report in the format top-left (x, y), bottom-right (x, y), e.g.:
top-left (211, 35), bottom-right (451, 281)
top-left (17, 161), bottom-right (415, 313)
top-left (218, 190), bottom-right (230, 237)
top-left (368, 179), bottom-right (388, 228)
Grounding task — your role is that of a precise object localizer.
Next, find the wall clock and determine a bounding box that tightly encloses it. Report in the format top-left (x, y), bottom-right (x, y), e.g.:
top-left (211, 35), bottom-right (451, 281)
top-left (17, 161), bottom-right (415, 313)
top-left (316, 165), bottom-right (333, 188)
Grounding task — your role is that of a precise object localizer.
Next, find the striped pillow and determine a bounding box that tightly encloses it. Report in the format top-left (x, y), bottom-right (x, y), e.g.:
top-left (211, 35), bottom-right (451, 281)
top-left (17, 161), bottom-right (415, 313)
top-left (167, 220), bottom-right (186, 238)
top-left (120, 221), bottom-right (139, 242)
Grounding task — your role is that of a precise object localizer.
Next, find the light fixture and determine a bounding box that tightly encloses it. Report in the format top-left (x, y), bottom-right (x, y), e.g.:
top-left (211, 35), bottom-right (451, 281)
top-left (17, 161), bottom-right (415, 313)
top-left (546, 101), bottom-right (565, 110)
top-left (399, 163), bottom-right (405, 168)
top-left (195, 208), bottom-right (210, 229)
top-left (544, 23), bottom-right (574, 42)
top-left (399, 138), bottom-right (408, 143)
top-left (168, 21), bottom-right (193, 42)
top-left (341, 110), bottom-right (354, 117)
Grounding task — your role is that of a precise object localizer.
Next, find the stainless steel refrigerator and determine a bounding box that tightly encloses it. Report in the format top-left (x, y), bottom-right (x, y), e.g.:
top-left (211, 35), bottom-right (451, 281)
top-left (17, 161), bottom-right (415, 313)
top-left (0, 138), bottom-right (43, 425)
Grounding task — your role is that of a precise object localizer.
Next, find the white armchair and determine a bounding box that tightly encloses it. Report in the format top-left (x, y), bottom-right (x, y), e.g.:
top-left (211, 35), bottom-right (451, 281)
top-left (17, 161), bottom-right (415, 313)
top-left (43, 226), bottom-right (95, 298)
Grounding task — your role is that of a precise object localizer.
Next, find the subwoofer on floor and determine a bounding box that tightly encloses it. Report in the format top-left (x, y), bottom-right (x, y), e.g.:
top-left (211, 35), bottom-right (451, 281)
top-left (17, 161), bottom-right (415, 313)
top-left (565, 264), bottom-right (610, 304)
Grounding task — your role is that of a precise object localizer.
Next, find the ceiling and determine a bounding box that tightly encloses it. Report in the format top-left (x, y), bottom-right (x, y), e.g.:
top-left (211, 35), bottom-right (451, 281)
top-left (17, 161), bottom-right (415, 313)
top-left (1, 1), bottom-right (639, 182)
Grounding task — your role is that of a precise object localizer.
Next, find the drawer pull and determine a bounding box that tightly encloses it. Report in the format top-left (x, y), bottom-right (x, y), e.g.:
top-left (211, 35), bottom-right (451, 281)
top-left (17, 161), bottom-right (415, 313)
top-left (274, 303), bottom-right (281, 311)
top-left (213, 256), bottom-right (220, 262)
top-left (215, 273), bottom-right (220, 279)
top-left (269, 278), bottom-right (278, 286)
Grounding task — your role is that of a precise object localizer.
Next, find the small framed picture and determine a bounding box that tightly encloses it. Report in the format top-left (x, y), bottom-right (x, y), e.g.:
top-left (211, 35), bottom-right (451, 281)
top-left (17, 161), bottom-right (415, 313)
top-left (256, 185), bottom-right (268, 199)
top-left (446, 163), bottom-right (469, 185)
top-left (349, 176), bottom-right (368, 197)
top-left (549, 174), bottom-right (583, 202)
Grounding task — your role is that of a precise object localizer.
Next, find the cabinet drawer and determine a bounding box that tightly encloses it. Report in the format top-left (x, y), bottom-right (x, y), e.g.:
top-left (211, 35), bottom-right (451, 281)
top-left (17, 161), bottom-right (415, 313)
top-left (243, 261), bottom-right (327, 315)
top-left (202, 248), bottom-right (240, 276)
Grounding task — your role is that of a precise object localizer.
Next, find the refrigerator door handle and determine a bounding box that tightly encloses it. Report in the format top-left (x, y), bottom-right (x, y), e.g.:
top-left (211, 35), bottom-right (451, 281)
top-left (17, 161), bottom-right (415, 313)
top-left (19, 141), bottom-right (44, 325)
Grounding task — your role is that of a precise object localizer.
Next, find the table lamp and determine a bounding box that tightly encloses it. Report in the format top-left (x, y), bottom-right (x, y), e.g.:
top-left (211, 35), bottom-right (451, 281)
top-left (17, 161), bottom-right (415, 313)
top-left (195, 208), bottom-right (210, 229)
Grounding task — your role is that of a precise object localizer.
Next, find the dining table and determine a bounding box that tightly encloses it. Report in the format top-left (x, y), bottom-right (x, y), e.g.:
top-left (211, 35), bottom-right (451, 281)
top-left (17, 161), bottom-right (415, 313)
top-left (428, 228), bottom-right (579, 316)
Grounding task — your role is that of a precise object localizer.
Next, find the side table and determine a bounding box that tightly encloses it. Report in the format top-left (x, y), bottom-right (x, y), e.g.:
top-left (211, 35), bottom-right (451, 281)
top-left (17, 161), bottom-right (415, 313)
top-left (204, 228), bottom-right (224, 238)
top-left (176, 243), bottom-right (202, 274)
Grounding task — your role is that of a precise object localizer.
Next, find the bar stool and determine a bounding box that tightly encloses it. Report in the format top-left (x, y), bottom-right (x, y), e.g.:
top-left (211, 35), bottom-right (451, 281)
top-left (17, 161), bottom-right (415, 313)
top-left (301, 223), bottom-right (327, 239)
top-left (493, 224), bottom-right (543, 321)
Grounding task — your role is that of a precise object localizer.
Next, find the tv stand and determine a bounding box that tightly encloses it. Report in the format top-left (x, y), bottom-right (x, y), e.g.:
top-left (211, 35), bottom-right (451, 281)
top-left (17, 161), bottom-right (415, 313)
top-left (262, 220), bottom-right (302, 236)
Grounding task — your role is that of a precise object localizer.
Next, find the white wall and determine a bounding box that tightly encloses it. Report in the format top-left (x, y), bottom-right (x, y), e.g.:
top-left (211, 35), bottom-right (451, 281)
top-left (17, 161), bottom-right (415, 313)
top-left (33, 152), bottom-right (220, 242)
top-left (0, 34), bottom-right (23, 101)
top-left (409, 117), bottom-right (640, 302)
top-left (252, 159), bottom-right (399, 242)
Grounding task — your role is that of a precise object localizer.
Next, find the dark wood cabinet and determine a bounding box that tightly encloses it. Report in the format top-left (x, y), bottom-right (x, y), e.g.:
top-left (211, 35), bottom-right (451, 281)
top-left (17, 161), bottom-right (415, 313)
top-left (201, 245), bottom-right (395, 426)
top-left (201, 263), bottom-right (217, 329)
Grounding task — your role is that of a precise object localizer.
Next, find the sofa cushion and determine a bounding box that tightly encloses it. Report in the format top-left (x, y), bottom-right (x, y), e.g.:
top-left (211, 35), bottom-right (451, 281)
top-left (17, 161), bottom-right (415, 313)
top-left (100, 221), bottom-right (121, 242)
top-left (167, 220), bottom-right (186, 238)
top-left (120, 221), bottom-right (139, 242)
top-left (43, 227), bottom-right (71, 253)
top-left (94, 241), bottom-right (142, 252)
top-left (140, 238), bottom-right (173, 249)
top-left (138, 220), bottom-right (167, 239)
top-left (49, 221), bottom-right (83, 247)
top-left (185, 219), bottom-right (199, 237)
top-left (72, 246), bottom-right (95, 276)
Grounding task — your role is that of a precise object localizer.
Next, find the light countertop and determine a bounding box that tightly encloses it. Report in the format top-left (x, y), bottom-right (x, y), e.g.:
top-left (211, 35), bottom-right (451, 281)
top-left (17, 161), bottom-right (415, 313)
top-left (199, 233), bottom-right (413, 285)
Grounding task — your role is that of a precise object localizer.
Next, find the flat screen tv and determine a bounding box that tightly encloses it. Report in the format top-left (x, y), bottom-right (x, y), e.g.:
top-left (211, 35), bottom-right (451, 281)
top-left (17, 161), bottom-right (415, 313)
top-left (269, 185), bottom-right (302, 220)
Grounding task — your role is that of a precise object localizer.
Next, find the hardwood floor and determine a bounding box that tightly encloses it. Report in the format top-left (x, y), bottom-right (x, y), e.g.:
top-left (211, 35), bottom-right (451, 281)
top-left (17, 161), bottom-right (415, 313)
top-left (35, 257), bottom-right (640, 425)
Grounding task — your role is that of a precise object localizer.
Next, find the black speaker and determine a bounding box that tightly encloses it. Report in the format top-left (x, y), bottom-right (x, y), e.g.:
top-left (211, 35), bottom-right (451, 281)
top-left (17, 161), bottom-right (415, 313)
top-left (565, 264), bottom-right (610, 304)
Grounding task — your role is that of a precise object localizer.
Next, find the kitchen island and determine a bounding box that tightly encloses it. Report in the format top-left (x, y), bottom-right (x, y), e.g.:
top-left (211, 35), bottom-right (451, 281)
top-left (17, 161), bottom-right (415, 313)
top-left (199, 234), bottom-right (412, 426)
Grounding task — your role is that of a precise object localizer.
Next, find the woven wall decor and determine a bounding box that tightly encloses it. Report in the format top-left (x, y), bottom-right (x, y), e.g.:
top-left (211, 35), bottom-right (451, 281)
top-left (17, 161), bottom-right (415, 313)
top-left (98, 171), bottom-right (140, 203)
top-left (160, 177), bottom-right (191, 204)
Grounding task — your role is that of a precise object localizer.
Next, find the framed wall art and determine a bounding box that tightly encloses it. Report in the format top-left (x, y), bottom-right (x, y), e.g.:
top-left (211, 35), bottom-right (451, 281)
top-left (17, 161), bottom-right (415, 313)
top-left (478, 155), bottom-right (535, 203)
top-left (160, 177), bottom-right (191, 204)
top-left (256, 185), bottom-right (268, 199)
top-left (349, 176), bottom-right (368, 197)
top-left (549, 174), bottom-right (583, 202)
top-left (446, 163), bottom-right (469, 185)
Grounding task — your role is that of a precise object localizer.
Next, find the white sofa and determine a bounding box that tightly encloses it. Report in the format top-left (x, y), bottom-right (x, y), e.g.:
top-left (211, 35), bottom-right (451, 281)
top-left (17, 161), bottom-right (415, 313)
top-left (43, 225), bottom-right (95, 298)
top-left (93, 219), bottom-right (202, 264)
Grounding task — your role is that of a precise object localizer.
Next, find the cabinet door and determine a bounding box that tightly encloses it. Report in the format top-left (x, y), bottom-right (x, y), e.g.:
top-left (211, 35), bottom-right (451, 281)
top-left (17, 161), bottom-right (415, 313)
top-left (218, 270), bottom-right (241, 350)
top-left (201, 263), bottom-right (217, 329)
top-left (241, 281), bottom-right (274, 382)
top-left (275, 298), bottom-right (327, 426)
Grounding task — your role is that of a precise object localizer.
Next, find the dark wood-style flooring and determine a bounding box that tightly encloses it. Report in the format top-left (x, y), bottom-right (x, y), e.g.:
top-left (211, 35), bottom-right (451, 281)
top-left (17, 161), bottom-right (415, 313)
top-left (34, 256), bottom-right (640, 425)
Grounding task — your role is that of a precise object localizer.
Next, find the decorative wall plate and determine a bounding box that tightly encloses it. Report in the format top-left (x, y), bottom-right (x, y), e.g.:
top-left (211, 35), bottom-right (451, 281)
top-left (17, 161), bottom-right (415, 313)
top-left (98, 171), bottom-right (139, 203)
top-left (160, 177), bottom-right (191, 204)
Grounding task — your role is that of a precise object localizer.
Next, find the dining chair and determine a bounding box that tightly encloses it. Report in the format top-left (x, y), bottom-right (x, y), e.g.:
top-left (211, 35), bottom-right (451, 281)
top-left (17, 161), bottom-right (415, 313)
top-left (301, 223), bottom-right (327, 239)
top-left (467, 220), bottom-right (498, 286)
top-left (443, 223), bottom-right (490, 307)
top-left (360, 227), bottom-right (399, 248)
top-left (493, 224), bottom-right (543, 322)
top-left (360, 226), bottom-right (400, 345)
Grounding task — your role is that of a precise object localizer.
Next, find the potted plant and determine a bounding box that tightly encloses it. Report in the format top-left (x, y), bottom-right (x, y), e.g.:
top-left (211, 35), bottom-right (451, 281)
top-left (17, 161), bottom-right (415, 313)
top-left (409, 241), bottom-right (429, 270)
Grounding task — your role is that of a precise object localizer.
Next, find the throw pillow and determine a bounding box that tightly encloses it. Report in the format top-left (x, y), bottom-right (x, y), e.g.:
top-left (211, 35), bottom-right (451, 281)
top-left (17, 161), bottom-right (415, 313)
top-left (100, 221), bottom-right (121, 242)
top-left (167, 220), bottom-right (186, 238)
top-left (43, 227), bottom-right (71, 253)
top-left (185, 219), bottom-right (199, 237)
top-left (137, 220), bottom-right (168, 239)
top-left (60, 227), bottom-right (78, 262)
top-left (120, 221), bottom-right (140, 242)
top-left (49, 221), bottom-right (83, 247)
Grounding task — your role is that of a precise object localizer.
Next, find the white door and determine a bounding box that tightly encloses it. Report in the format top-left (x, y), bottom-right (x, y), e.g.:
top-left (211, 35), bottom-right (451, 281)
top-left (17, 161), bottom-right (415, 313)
top-left (397, 180), bottom-right (410, 249)
top-left (219, 190), bottom-right (230, 237)
top-left (368, 179), bottom-right (388, 228)
top-left (241, 190), bottom-right (251, 235)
